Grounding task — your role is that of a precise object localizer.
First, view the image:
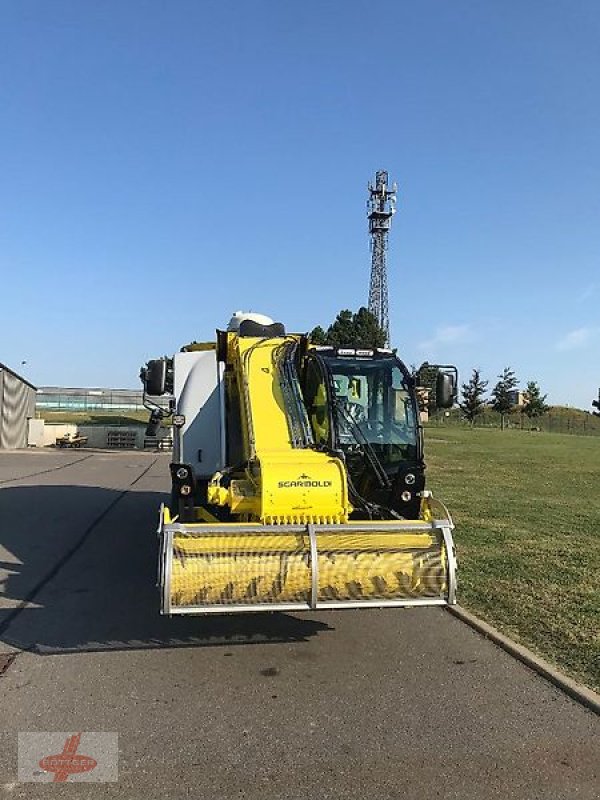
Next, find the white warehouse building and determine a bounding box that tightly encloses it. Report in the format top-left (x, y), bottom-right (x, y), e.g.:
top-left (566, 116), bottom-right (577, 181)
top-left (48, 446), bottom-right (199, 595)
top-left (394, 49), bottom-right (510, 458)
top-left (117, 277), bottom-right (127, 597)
top-left (0, 363), bottom-right (37, 449)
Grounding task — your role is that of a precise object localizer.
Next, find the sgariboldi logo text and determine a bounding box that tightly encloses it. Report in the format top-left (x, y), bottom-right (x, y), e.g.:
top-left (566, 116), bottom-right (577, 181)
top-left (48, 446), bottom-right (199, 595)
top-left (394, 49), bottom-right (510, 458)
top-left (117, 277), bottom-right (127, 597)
top-left (278, 475), bottom-right (333, 488)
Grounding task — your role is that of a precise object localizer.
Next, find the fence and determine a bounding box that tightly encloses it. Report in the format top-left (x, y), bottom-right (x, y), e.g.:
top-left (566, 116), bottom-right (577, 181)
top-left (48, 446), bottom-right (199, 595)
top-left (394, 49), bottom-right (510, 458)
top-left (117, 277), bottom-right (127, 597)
top-left (427, 409), bottom-right (600, 437)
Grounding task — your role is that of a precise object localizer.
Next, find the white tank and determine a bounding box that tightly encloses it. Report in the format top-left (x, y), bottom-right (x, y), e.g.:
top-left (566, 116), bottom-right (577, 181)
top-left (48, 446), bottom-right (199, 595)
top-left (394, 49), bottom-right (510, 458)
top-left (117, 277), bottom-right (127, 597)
top-left (227, 311), bottom-right (275, 332)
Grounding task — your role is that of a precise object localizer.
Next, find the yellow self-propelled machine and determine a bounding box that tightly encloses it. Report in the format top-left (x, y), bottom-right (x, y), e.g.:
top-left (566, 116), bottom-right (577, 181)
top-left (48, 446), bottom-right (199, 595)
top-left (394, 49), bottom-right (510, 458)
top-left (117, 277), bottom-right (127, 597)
top-left (140, 312), bottom-right (458, 614)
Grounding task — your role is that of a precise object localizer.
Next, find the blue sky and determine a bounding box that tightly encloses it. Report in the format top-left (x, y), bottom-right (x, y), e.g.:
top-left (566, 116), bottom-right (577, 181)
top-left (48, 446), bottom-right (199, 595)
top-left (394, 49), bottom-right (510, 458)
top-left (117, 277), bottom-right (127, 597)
top-left (1, 1), bottom-right (599, 409)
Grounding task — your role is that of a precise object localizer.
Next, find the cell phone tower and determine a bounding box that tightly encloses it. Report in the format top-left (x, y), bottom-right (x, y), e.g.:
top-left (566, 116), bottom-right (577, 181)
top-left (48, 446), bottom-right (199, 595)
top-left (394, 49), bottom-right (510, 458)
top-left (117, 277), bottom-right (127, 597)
top-left (367, 170), bottom-right (397, 346)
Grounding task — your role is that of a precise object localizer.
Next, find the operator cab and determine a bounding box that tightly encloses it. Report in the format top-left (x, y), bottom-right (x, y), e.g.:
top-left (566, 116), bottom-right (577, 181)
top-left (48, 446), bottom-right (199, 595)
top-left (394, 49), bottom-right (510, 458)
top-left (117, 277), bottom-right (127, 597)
top-left (301, 346), bottom-right (424, 520)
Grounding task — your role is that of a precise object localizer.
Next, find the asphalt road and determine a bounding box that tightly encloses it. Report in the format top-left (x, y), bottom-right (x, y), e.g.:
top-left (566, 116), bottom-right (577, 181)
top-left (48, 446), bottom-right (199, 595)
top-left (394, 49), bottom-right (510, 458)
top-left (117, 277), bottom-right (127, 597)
top-left (0, 450), bottom-right (598, 798)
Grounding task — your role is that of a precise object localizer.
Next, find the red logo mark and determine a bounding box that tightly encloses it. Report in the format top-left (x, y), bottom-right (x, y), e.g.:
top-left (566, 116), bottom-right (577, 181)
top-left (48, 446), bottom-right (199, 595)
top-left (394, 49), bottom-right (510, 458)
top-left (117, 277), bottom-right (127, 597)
top-left (38, 733), bottom-right (97, 783)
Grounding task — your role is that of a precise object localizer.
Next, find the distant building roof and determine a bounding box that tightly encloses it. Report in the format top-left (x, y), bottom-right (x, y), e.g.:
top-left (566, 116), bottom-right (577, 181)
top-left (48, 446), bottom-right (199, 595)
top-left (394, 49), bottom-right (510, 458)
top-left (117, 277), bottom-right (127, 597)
top-left (38, 386), bottom-right (141, 395)
top-left (0, 362), bottom-right (37, 391)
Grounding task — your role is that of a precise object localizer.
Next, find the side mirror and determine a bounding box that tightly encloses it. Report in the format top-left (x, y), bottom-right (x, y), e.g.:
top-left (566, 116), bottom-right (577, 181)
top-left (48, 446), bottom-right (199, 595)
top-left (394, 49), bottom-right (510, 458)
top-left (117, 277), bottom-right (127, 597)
top-left (141, 359), bottom-right (168, 396)
top-left (436, 371), bottom-right (456, 409)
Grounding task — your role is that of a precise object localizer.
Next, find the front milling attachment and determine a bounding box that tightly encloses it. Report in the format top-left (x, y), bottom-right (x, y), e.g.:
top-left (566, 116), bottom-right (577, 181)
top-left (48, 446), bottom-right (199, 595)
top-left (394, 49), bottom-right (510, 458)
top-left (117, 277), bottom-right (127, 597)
top-left (159, 512), bottom-right (456, 614)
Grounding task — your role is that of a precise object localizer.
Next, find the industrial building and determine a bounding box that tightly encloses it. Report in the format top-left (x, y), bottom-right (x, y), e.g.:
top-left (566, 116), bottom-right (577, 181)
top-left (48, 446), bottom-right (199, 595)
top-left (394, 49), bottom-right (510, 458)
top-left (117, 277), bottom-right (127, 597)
top-left (36, 386), bottom-right (146, 412)
top-left (0, 363), bottom-right (37, 449)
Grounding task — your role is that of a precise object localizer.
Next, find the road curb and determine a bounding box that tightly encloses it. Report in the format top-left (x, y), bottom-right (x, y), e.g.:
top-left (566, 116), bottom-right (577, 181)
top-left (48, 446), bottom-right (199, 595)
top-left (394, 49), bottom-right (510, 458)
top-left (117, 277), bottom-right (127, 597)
top-left (446, 604), bottom-right (600, 716)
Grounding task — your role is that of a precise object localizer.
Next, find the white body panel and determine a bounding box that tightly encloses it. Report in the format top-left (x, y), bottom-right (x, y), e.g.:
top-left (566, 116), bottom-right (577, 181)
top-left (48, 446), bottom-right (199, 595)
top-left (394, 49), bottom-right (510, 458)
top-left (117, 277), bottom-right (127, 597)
top-left (173, 351), bottom-right (225, 479)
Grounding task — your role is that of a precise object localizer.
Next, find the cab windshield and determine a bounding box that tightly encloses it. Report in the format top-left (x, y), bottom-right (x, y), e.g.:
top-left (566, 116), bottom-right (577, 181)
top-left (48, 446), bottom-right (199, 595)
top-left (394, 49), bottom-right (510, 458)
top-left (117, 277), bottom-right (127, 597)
top-left (323, 356), bottom-right (418, 465)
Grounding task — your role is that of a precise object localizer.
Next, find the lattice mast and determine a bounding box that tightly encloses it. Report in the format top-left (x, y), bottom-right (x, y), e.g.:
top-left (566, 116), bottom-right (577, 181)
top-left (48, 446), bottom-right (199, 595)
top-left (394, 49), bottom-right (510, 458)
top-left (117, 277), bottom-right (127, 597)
top-left (367, 170), bottom-right (397, 346)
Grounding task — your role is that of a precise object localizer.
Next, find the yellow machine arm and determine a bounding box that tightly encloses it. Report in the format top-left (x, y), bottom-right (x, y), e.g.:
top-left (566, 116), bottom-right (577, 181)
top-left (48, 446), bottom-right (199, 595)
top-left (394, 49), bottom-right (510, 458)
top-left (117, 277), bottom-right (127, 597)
top-left (206, 333), bottom-right (350, 524)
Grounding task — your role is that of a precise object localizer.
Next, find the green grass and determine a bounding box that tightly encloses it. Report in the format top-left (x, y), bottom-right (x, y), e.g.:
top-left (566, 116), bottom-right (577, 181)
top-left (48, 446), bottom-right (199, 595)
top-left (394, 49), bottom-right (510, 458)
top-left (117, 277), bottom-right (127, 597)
top-left (428, 405), bottom-right (600, 436)
top-left (425, 426), bottom-right (600, 691)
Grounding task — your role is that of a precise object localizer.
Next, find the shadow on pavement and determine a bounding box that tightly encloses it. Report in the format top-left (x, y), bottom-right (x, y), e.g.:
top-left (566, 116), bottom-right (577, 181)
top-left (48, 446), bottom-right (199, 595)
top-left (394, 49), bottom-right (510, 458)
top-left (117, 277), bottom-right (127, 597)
top-left (0, 485), bottom-right (333, 654)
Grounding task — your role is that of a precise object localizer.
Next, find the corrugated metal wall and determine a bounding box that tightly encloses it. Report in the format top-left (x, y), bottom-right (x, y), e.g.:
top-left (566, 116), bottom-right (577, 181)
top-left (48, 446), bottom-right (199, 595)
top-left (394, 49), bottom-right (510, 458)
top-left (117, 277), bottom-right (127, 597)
top-left (0, 369), bottom-right (36, 449)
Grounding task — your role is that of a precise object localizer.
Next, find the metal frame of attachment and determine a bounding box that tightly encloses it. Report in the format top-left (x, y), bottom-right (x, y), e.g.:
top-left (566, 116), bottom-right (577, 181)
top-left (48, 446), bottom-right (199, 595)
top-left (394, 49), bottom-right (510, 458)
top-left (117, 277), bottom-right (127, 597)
top-left (307, 523), bottom-right (318, 610)
top-left (440, 525), bottom-right (457, 605)
top-left (164, 596), bottom-right (447, 615)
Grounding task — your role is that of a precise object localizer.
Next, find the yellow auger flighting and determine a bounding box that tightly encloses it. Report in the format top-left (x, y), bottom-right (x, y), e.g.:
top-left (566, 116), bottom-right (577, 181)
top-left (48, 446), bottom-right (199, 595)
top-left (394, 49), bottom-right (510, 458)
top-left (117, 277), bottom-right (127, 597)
top-left (140, 312), bottom-right (458, 614)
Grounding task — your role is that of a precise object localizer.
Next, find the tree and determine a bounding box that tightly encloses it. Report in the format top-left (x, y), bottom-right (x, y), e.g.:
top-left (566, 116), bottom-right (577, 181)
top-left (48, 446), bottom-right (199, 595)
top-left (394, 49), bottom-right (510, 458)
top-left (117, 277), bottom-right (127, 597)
top-left (309, 325), bottom-right (327, 345)
top-left (592, 390), bottom-right (600, 417)
top-left (491, 366), bottom-right (518, 430)
top-left (309, 307), bottom-right (387, 349)
top-left (459, 369), bottom-right (488, 425)
top-left (522, 380), bottom-right (549, 422)
top-left (325, 309), bottom-right (358, 347)
top-left (415, 362), bottom-right (442, 414)
top-left (352, 306), bottom-right (387, 348)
